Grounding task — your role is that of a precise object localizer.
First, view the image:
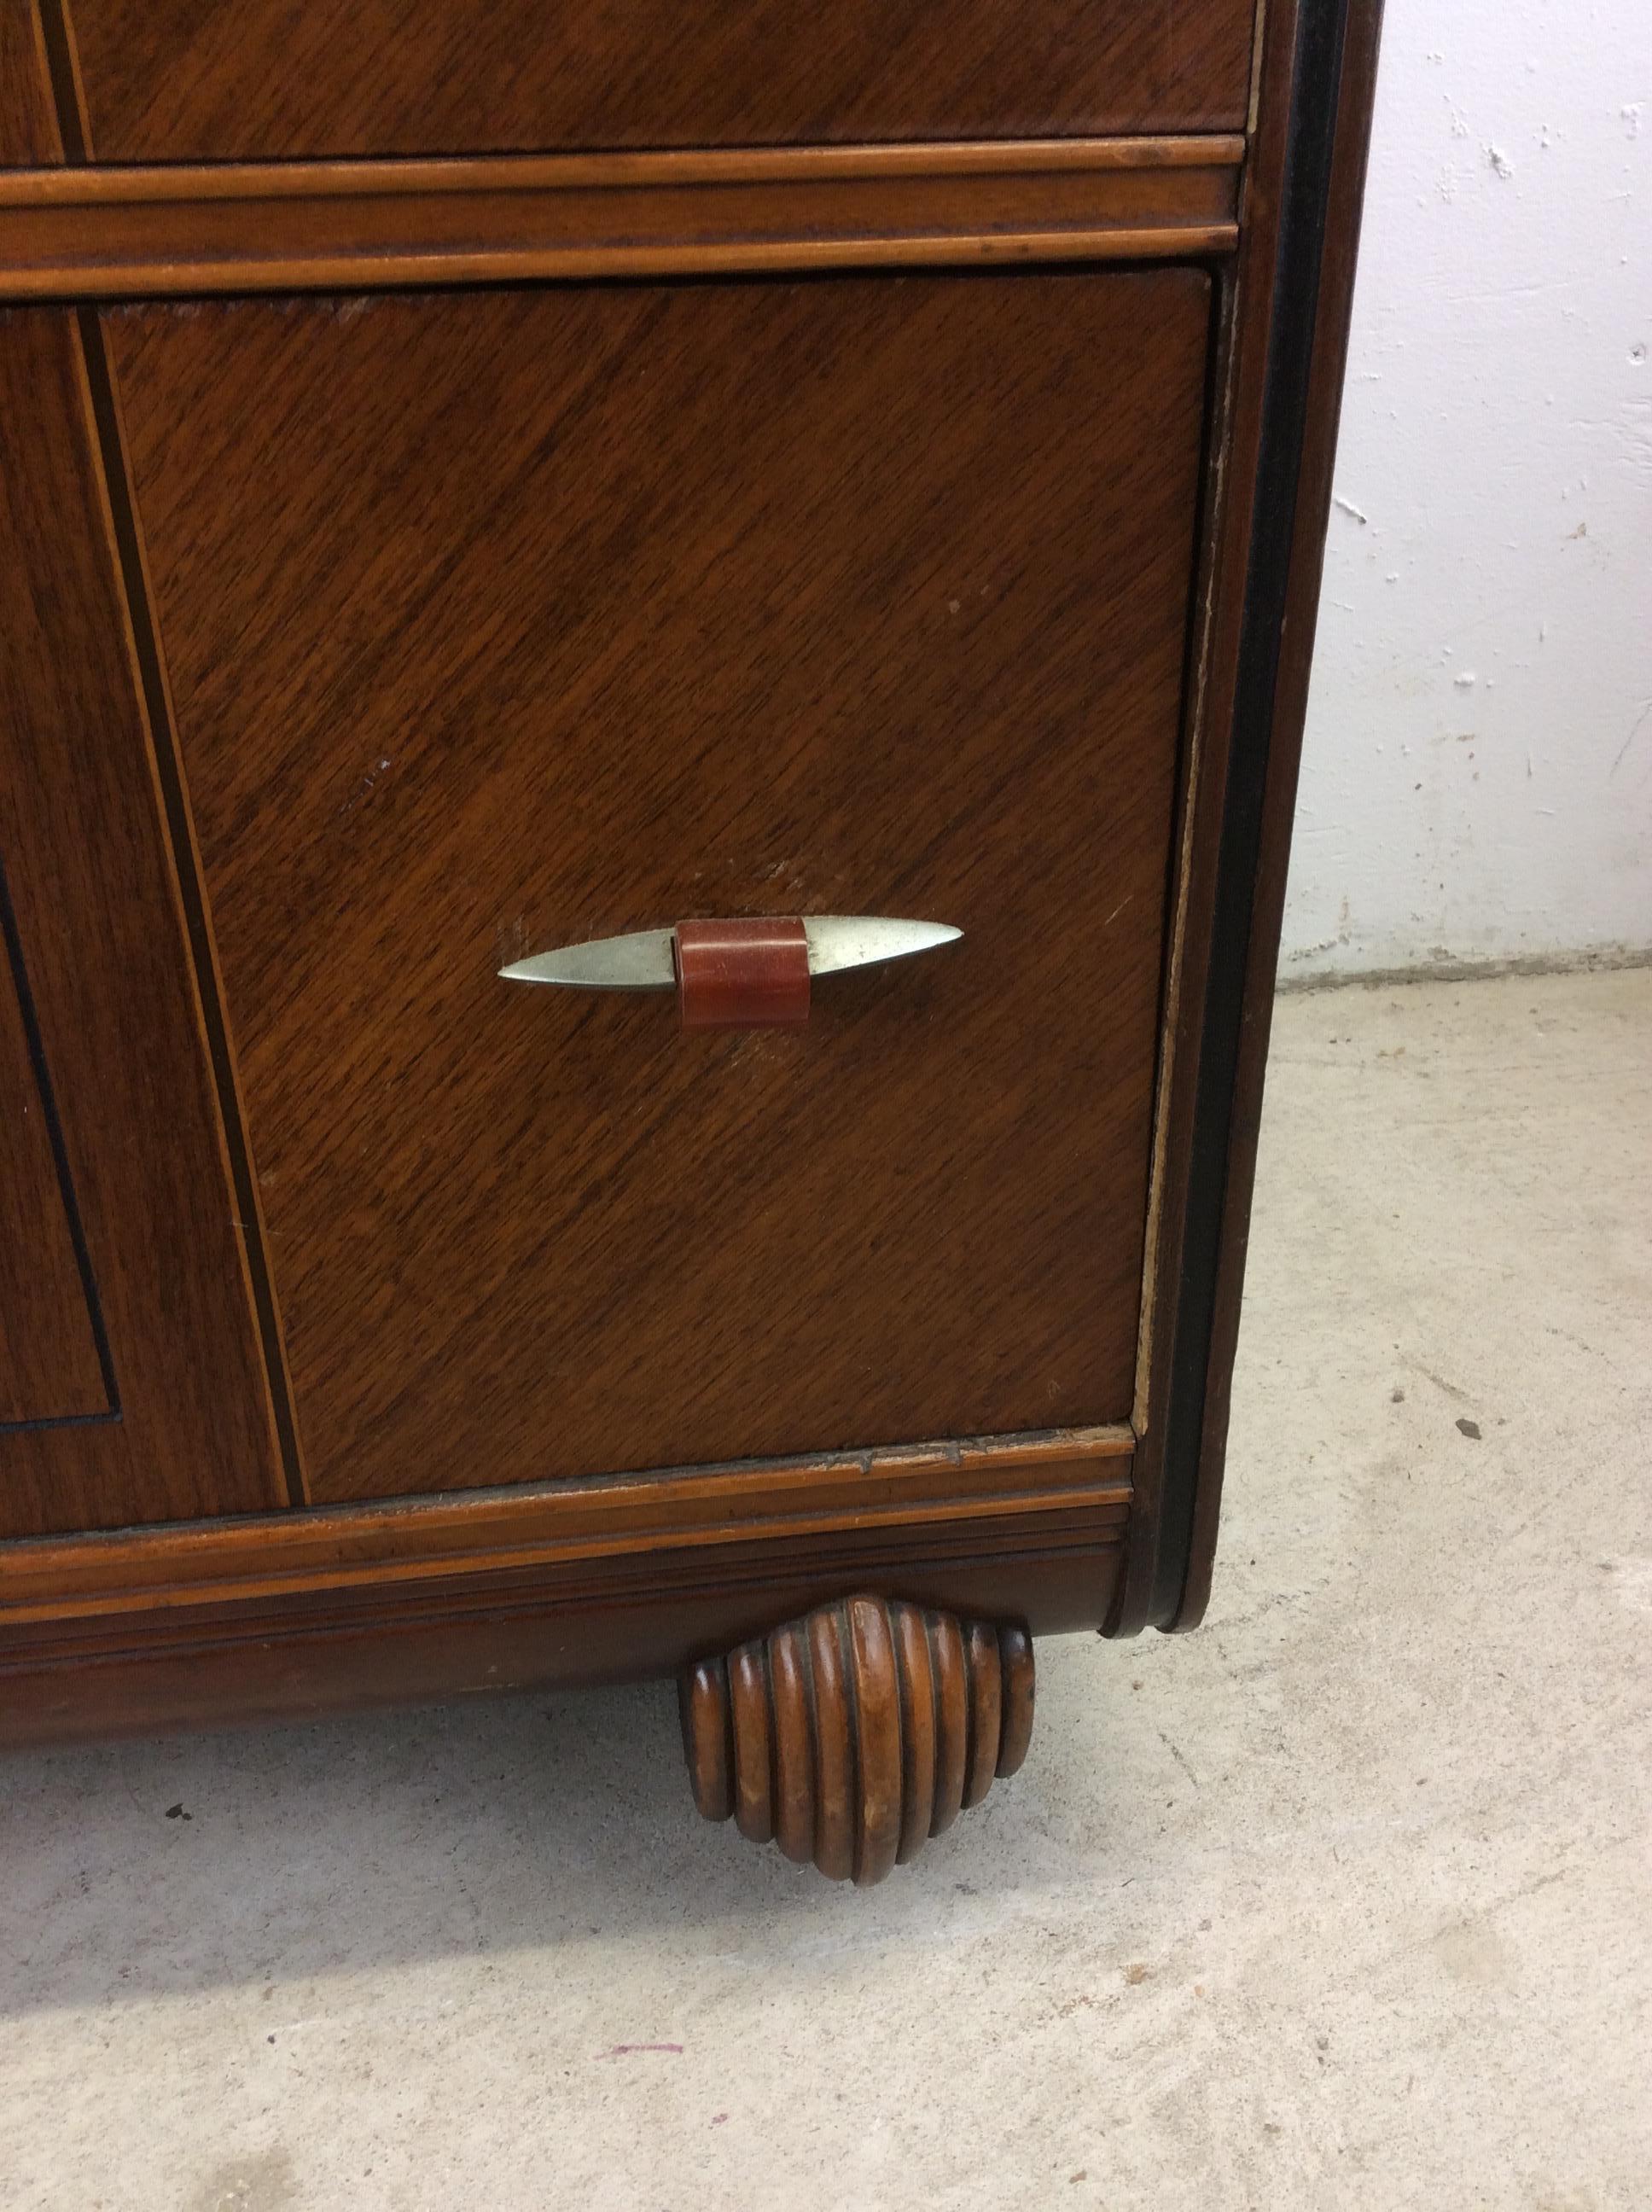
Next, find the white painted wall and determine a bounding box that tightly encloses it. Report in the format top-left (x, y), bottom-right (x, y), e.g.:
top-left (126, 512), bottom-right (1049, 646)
top-left (1281, 0), bottom-right (1652, 980)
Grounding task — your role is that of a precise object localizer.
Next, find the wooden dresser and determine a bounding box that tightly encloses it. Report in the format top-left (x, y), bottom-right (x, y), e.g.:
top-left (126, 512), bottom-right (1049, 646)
top-left (1, 0), bottom-right (1382, 1883)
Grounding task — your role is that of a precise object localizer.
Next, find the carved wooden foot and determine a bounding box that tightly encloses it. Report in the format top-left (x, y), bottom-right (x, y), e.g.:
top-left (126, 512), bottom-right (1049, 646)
top-left (679, 1595), bottom-right (1034, 1885)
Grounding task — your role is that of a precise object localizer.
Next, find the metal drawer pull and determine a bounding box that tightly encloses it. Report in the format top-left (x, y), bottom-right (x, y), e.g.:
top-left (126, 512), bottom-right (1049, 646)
top-left (500, 915), bottom-right (961, 1031)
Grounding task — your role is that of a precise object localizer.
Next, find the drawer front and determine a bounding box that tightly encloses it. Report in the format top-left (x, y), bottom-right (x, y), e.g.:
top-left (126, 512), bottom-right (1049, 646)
top-left (109, 269), bottom-right (1210, 1503)
top-left (67, 0), bottom-right (1257, 160)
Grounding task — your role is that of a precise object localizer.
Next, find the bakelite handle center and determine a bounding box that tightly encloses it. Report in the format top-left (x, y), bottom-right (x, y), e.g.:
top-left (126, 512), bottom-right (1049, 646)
top-left (674, 917), bottom-right (812, 1030)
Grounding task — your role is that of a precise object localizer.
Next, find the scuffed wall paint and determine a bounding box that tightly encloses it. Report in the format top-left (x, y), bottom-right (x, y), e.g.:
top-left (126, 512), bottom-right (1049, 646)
top-left (1282, 0), bottom-right (1652, 979)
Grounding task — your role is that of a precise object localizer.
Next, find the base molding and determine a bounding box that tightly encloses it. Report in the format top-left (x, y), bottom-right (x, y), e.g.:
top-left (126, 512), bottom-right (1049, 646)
top-left (0, 1430), bottom-right (1126, 1747)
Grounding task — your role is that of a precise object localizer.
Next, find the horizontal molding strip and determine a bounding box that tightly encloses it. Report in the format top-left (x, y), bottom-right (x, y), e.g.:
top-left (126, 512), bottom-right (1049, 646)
top-left (0, 137), bottom-right (1242, 299)
top-left (0, 1425), bottom-right (1133, 1624)
top-left (10, 1518), bottom-right (1126, 1666)
top-left (0, 1513), bottom-right (1128, 1745)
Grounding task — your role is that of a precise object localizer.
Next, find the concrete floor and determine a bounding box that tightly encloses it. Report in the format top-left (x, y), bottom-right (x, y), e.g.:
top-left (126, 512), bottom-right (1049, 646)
top-left (3, 967), bottom-right (1649, 2211)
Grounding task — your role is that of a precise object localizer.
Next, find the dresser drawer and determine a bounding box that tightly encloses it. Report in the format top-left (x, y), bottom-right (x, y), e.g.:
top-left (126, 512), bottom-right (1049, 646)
top-left (66, 0), bottom-right (1258, 161)
top-left (108, 267), bottom-right (1211, 1505)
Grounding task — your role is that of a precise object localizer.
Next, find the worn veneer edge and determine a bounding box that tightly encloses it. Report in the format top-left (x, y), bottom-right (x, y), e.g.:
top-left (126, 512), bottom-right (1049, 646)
top-left (0, 1427), bottom-right (1133, 1624)
top-left (1131, 260), bottom-right (1242, 1444)
top-left (1248, 0), bottom-right (1273, 137)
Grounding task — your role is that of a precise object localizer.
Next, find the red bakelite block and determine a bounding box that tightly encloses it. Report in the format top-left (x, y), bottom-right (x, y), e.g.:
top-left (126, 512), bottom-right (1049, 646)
top-left (674, 917), bottom-right (811, 1030)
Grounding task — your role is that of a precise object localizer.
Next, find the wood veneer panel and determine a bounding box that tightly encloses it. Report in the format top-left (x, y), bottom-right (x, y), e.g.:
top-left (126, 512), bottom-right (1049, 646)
top-left (0, 0), bottom-right (61, 165)
top-left (0, 311), bottom-right (285, 1535)
top-left (67, 0), bottom-right (1258, 160)
top-left (109, 270), bottom-right (1211, 1504)
top-left (0, 139), bottom-right (1242, 301)
top-left (0, 907), bottom-right (109, 1423)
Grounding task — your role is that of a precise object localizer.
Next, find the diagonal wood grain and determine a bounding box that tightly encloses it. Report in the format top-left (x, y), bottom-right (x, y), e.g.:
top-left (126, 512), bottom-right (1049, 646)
top-left (0, 0), bottom-right (61, 164)
top-left (0, 311), bottom-right (285, 1534)
top-left (110, 270), bottom-right (1211, 1503)
top-left (67, 0), bottom-right (1257, 160)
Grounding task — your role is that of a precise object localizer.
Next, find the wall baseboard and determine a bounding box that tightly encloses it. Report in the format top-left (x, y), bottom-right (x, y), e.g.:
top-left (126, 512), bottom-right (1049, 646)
top-left (1275, 944), bottom-right (1652, 995)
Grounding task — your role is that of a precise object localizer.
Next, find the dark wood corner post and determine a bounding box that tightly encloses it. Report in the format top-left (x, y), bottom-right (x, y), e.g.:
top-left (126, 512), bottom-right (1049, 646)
top-left (679, 1595), bottom-right (1034, 1884)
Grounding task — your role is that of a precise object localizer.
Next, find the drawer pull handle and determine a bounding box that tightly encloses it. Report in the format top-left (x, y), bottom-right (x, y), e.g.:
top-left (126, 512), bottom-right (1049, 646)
top-left (500, 915), bottom-right (961, 1032)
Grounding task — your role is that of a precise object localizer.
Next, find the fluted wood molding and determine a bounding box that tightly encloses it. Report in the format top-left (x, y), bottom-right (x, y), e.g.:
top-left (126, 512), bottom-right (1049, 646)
top-left (0, 138), bottom-right (1242, 301)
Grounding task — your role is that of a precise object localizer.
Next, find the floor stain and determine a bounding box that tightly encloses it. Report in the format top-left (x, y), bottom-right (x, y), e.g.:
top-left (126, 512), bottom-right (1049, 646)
top-left (1433, 1920), bottom-right (1512, 1987)
top-left (186, 2148), bottom-right (296, 2212)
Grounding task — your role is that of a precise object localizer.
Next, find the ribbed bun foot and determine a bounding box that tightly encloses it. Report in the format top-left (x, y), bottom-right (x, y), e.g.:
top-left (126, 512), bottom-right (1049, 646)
top-left (679, 1595), bottom-right (1034, 1885)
